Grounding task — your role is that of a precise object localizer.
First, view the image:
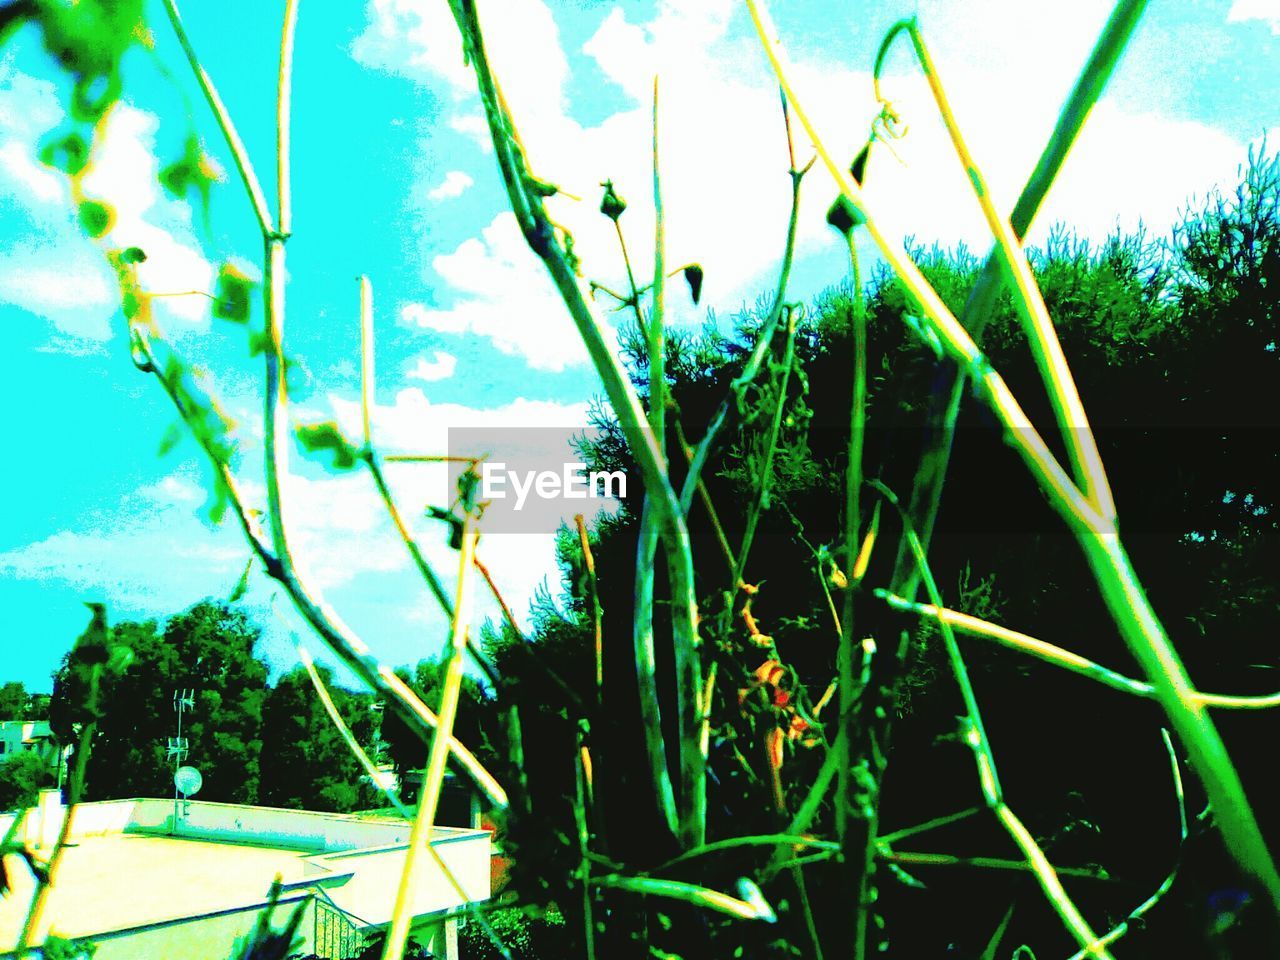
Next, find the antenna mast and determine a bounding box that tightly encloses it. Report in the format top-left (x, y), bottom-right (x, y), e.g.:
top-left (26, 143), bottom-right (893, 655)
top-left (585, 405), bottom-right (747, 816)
top-left (169, 689), bottom-right (195, 828)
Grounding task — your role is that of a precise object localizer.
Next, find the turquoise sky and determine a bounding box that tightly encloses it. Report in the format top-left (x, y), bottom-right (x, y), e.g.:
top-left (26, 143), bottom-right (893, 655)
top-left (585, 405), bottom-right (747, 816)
top-left (1, 0), bottom-right (1276, 692)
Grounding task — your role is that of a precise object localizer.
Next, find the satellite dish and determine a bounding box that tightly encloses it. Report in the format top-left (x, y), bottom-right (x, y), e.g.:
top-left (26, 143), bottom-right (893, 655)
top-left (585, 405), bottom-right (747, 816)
top-left (174, 765), bottom-right (203, 797)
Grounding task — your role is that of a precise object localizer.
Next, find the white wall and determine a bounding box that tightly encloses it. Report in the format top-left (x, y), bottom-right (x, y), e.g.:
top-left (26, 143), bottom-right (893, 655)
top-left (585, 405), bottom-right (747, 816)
top-left (92, 895), bottom-right (318, 960)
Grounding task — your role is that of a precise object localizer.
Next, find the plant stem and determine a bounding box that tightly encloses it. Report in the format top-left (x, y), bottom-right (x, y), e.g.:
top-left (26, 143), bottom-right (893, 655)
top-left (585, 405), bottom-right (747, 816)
top-left (890, 0), bottom-right (1149, 598)
top-left (382, 515), bottom-right (479, 960)
top-left (744, 0), bottom-right (1280, 916)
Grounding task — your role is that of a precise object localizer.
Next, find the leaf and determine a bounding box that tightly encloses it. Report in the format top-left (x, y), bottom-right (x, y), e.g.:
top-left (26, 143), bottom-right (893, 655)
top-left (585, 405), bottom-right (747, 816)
top-left (213, 263), bottom-right (255, 324)
top-left (160, 135), bottom-right (222, 226)
top-left (120, 246), bottom-right (147, 264)
top-left (229, 558), bottom-right (253, 602)
top-left (156, 421), bottom-right (183, 456)
top-left (78, 199), bottom-right (114, 238)
top-left (38, 131), bottom-right (89, 177)
top-left (296, 421), bottom-right (360, 471)
top-left (683, 263), bottom-right (704, 305)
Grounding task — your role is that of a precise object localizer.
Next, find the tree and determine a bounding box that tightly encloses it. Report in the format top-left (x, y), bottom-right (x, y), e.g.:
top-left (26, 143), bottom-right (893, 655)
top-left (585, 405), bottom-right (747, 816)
top-left (488, 151), bottom-right (1280, 958)
top-left (0, 682), bottom-right (27, 718)
top-left (0, 750), bottom-right (55, 811)
top-left (50, 600), bottom-right (268, 804)
top-left (0, 682), bottom-right (49, 720)
top-left (380, 659), bottom-right (496, 806)
top-left (259, 664), bottom-right (376, 813)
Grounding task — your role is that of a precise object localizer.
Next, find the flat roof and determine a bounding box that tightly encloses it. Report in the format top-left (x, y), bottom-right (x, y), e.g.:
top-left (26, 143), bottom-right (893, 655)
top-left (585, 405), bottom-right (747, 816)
top-left (0, 833), bottom-right (313, 944)
top-left (0, 798), bottom-right (492, 950)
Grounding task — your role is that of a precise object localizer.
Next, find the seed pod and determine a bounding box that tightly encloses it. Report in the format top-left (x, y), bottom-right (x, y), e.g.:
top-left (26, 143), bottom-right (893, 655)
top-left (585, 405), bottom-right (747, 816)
top-left (851, 142), bottom-right (872, 186)
top-left (599, 179), bottom-right (627, 221)
top-left (827, 195), bottom-right (863, 235)
top-left (683, 263), bottom-right (704, 305)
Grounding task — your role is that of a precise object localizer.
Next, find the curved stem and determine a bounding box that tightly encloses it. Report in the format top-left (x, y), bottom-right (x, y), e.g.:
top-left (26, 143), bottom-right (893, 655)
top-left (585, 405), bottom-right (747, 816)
top-left (873, 480), bottom-right (1111, 957)
top-left (449, 0), bottom-right (703, 846)
top-left (276, 0), bottom-right (300, 235)
top-left (157, 0), bottom-right (507, 809)
top-left (890, 0), bottom-right (1149, 597)
top-left (160, 0), bottom-right (273, 236)
top-left (883, 18), bottom-right (1114, 523)
top-left (744, 0), bottom-right (1280, 913)
top-left (382, 516), bottom-right (479, 960)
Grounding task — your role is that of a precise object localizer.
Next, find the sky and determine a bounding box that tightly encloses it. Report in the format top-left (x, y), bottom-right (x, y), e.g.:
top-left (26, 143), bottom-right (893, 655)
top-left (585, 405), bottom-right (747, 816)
top-left (1, 0), bottom-right (1277, 693)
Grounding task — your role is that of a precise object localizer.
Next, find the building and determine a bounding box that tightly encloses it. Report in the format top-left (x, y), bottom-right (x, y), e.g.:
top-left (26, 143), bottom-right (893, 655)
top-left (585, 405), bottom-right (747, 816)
top-left (0, 720), bottom-right (60, 767)
top-left (0, 792), bottom-right (491, 960)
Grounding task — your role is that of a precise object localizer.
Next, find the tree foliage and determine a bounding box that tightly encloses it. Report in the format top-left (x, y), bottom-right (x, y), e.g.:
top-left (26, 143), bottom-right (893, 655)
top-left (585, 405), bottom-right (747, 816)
top-left (0, 750), bottom-right (55, 812)
top-left (484, 151), bottom-right (1280, 958)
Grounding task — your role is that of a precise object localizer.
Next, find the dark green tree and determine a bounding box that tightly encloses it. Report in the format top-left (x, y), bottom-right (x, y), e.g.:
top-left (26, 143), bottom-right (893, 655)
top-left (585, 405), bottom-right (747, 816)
top-left (50, 600), bottom-right (268, 804)
top-left (258, 664), bottom-right (376, 813)
top-left (380, 658), bottom-right (495, 807)
top-left (485, 150), bottom-right (1280, 959)
top-left (0, 681), bottom-right (29, 718)
top-left (0, 750), bottom-right (55, 811)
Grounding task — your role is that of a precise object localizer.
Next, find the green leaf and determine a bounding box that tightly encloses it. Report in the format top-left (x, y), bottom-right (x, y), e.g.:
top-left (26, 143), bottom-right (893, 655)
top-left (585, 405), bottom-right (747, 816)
top-left (214, 263), bottom-right (255, 324)
top-left (229, 558), bottom-right (254, 602)
top-left (156, 421), bottom-right (183, 456)
top-left (120, 246), bottom-right (147, 264)
top-left (683, 264), bottom-right (704, 305)
top-left (78, 199), bottom-right (114, 238)
top-left (160, 135), bottom-right (221, 226)
top-left (296, 421), bottom-right (360, 471)
top-left (38, 131), bottom-right (89, 176)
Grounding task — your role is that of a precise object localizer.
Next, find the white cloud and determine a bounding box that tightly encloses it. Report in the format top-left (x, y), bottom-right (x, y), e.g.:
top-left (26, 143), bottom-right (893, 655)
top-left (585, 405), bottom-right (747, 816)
top-left (0, 69), bottom-right (215, 342)
top-left (402, 211), bottom-right (611, 372)
top-left (1228, 0), bottom-right (1280, 33)
top-left (78, 106), bottom-right (215, 326)
top-left (427, 170), bottom-right (474, 201)
top-left (406, 349), bottom-right (458, 382)
top-left (358, 0), bottom-right (1260, 375)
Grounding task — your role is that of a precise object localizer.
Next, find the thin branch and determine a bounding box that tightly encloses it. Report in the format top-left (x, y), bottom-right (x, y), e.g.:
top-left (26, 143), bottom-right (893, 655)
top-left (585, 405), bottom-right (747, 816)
top-left (872, 479), bottom-right (1112, 958)
top-left (590, 875), bottom-right (776, 924)
top-left (744, 0), bottom-right (1280, 912)
top-left (889, 0), bottom-right (1150, 599)
top-left (160, 0), bottom-right (273, 236)
top-left (876, 18), bottom-right (1114, 523)
top-left (1066, 730), bottom-right (1188, 959)
top-left (575, 515), bottom-right (604, 701)
top-left (276, 0), bottom-right (300, 235)
top-left (447, 0), bottom-right (704, 846)
top-left (880, 851), bottom-right (1111, 883)
top-left (383, 512), bottom-right (480, 960)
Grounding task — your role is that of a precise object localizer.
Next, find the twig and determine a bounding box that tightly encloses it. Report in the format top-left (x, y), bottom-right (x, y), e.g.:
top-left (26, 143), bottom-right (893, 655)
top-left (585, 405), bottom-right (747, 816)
top-left (872, 479), bottom-right (1112, 958)
top-left (382, 511), bottom-right (480, 960)
top-left (575, 515), bottom-right (604, 701)
top-left (1065, 729), bottom-right (1188, 959)
top-left (878, 591), bottom-right (1280, 709)
top-left (874, 18), bottom-right (1114, 522)
top-left (292, 641), bottom-right (515, 960)
top-left (889, 0), bottom-right (1151, 599)
top-left (154, 1), bottom-right (508, 810)
top-left (744, 0), bottom-right (1280, 912)
top-left (447, 0), bottom-right (704, 847)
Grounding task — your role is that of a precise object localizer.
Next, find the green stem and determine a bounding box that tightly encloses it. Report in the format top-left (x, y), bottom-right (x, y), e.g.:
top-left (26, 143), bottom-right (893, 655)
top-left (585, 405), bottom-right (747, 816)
top-left (890, 0), bottom-right (1150, 598)
top-left (733, 307), bottom-right (799, 583)
top-left (449, 0), bottom-right (703, 846)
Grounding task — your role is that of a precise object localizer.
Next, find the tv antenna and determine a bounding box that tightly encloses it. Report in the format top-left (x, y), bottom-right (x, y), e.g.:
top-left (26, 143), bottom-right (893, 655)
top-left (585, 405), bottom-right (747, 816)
top-left (170, 689), bottom-right (196, 827)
